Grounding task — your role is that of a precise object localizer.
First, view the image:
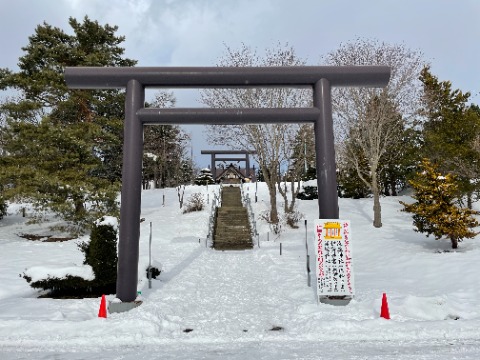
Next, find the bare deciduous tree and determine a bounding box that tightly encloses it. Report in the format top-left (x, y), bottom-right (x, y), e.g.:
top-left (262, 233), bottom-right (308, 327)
top-left (324, 38), bottom-right (425, 227)
top-left (200, 44), bottom-right (311, 227)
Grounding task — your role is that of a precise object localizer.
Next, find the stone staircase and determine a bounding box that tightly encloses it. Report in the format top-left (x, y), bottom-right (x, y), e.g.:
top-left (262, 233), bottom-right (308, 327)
top-left (213, 186), bottom-right (253, 250)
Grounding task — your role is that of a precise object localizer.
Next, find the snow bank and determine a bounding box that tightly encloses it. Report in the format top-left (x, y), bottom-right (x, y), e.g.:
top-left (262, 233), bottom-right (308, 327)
top-left (23, 264), bottom-right (94, 282)
top-left (94, 216), bottom-right (118, 230)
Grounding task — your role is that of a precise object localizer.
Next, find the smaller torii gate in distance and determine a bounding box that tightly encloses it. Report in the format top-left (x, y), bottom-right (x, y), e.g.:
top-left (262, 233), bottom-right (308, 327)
top-left (65, 66), bottom-right (390, 304)
top-left (201, 149), bottom-right (257, 181)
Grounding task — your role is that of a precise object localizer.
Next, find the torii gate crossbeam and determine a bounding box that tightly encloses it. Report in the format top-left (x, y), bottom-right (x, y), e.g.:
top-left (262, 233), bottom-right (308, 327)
top-left (65, 66), bottom-right (390, 303)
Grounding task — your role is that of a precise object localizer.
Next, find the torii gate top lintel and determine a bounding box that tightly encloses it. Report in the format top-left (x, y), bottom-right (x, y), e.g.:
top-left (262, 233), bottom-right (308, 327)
top-left (65, 66), bottom-right (390, 89)
top-left (200, 150), bottom-right (257, 155)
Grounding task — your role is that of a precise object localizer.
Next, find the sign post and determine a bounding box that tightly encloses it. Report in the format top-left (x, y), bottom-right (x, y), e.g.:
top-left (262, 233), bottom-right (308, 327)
top-left (314, 219), bottom-right (354, 305)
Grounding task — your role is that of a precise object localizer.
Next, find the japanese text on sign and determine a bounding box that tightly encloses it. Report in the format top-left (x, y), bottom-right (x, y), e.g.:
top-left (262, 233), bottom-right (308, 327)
top-left (314, 220), bottom-right (354, 299)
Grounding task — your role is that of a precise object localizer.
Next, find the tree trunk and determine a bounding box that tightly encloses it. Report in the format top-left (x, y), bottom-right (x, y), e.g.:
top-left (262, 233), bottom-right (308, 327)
top-left (372, 182), bottom-right (382, 228)
top-left (390, 178), bottom-right (397, 196)
top-left (260, 163), bottom-right (280, 226)
top-left (277, 178), bottom-right (298, 215)
top-left (267, 181), bottom-right (279, 224)
top-left (277, 179), bottom-right (289, 214)
top-left (74, 198), bottom-right (85, 216)
top-left (287, 179), bottom-right (299, 213)
top-left (451, 237), bottom-right (458, 249)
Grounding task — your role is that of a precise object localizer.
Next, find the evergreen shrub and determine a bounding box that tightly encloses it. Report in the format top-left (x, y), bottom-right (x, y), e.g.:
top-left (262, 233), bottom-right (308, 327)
top-left (400, 159), bottom-right (479, 249)
top-left (79, 217), bottom-right (118, 288)
top-left (194, 169), bottom-right (215, 185)
top-left (296, 185), bottom-right (318, 200)
top-left (23, 217), bottom-right (118, 297)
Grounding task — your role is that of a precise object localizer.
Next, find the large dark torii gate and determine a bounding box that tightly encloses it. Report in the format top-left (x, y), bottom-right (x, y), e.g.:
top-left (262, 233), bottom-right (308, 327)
top-left (65, 66), bottom-right (390, 303)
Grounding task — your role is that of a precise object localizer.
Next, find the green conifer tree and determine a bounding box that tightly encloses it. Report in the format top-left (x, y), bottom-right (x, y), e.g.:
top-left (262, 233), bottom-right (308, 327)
top-left (194, 168), bottom-right (215, 185)
top-left (180, 160), bottom-right (194, 185)
top-left (0, 17), bottom-right (136, 233)
top-left (400, 158), bottom-right (478, 249)
top-left (420, 67), bottom-right (480, 207)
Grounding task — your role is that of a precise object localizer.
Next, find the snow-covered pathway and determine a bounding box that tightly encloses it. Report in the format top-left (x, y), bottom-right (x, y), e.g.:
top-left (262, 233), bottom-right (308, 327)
top-left (140, 245), bottom-right (310, 339)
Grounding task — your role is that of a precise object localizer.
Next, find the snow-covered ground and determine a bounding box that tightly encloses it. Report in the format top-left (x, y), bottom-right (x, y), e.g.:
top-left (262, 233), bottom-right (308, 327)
top-left (1, 183), bottom-right (480, 359)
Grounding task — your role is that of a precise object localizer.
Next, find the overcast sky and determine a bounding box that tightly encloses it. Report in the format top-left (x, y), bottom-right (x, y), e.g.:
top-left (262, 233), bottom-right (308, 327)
top-left (1, 0), bottom-right (479, 167)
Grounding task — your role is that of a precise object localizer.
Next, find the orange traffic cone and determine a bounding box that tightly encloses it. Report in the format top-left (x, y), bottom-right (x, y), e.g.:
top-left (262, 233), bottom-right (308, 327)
top-left (380, 293), bottom-right (390, 320)
top-left (98, 294), bottom-right (107, 318)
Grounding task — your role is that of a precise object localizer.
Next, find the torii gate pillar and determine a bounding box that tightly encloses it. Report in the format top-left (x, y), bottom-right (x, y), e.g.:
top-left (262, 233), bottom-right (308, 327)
top-left (314, 78), bottom-right (337, 218)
